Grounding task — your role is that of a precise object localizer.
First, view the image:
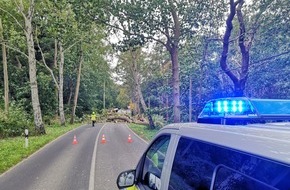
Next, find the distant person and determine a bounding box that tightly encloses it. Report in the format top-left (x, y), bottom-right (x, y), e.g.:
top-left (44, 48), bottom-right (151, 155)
top-left (91, 112), bottom-right (96, 127)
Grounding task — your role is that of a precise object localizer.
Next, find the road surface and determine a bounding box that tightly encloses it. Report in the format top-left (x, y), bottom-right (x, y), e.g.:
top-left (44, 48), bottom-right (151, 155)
top-left (0, 123), bottom-right (148, 190)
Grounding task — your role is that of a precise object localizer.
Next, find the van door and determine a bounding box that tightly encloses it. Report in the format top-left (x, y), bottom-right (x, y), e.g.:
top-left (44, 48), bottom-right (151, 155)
top-left (136, 135), bottom-right (171, 190)
top-left (167, 137), bottom-right (290, 190)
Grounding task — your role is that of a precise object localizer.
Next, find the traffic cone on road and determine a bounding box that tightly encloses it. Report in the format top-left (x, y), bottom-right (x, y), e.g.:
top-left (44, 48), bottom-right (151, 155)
top-left (127, 134), bottom-right (133, 143)
top-left (101, 134), bottom-right (106, 144)
top-left (72, 135), bottom-right (78, 145)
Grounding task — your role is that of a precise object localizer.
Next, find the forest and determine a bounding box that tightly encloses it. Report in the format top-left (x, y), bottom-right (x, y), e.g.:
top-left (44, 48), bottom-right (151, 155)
top-left (0, 0), bottom-right (289, 137)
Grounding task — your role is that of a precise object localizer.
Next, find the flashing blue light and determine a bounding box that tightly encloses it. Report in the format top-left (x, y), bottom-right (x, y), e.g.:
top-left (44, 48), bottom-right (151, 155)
top-left (217, 101), bottom-right (222, 113)
top-left (232, 101), bottom-right (237, 112)
top-left (223, 101), bottom-right (228, 112)
top-left (215, 100), bottom-right (245, 114)
top-left (238, 100), bottom-right (243, 112)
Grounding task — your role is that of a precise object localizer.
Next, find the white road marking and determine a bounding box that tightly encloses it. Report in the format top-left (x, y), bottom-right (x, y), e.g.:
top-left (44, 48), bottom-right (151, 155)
top-left (89, 123), bottom-right (106, 190)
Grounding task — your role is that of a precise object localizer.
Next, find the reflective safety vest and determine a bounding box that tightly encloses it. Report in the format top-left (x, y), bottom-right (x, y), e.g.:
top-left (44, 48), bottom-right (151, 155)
top-left (126, 185), bottom-right (138, 190)
top-left (91, 114), bottom-right (96, 121)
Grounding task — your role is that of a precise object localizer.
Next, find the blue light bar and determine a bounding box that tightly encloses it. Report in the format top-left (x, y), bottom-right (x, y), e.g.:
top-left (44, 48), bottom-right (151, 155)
top-left (197, 97), bottom-right (290, 125)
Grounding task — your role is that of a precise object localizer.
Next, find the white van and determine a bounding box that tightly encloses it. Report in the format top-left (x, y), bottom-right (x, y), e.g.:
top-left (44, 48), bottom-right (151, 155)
top-left (117, 98), bottom-right (290, 190)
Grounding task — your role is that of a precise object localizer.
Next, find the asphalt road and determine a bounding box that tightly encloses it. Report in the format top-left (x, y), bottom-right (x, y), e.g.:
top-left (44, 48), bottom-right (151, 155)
top-left (0, 123), bottom-right (148, 190)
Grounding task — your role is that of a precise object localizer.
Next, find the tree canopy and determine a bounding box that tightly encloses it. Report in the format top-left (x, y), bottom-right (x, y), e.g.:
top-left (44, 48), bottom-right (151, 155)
top-left (0, 0), bottom-right (289, 136)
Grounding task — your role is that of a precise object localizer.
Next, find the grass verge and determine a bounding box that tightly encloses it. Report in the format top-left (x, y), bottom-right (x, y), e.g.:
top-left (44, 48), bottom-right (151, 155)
top-left (128, 123), bottom-right (159, 142)
top-left (0, 123), bottom-right (81, 175)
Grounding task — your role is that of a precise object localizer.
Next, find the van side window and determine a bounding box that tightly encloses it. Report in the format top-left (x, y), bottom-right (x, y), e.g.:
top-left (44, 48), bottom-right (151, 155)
top-left (141, 135), bottom-right (170, 190)
top-left (168, 137), bottom-right (290, 190)
top-left (213, 165), bottom-right (277, 189)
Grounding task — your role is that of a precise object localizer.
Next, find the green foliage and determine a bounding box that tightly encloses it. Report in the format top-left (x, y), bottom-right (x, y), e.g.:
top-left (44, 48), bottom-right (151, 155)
top-left (0, 103), bottom-right (33, 138)
top-left (37, 72), bottom-right (58, 116)
top-left (116, 87), bottom-right (130, 109)
top-left (152, 114), bottom-right (166, 129)
top-left (0, 0), bottom-right (289, 134)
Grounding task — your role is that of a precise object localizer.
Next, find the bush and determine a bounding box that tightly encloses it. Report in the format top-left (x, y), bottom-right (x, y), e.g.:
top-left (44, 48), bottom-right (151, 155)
top-left (0, 104), bottom-right (33, 138)
top-left (152, 114), bottom-right (166, 129)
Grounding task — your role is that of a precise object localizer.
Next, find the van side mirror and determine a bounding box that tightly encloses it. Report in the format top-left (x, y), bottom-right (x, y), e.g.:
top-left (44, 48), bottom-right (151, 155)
top-left (145, 172), bottom-right (161, 190)
top-left (116, 169), bottom-right (136, 189)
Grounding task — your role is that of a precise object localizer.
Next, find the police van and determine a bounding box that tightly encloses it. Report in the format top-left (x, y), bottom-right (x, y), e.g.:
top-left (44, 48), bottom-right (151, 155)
top-left (117, 97), bottom-right (290, 190)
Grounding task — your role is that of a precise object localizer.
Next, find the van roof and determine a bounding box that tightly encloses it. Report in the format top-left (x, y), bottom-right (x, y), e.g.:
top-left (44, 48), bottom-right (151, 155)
top-left (161, 122), bottom-right (290, 165)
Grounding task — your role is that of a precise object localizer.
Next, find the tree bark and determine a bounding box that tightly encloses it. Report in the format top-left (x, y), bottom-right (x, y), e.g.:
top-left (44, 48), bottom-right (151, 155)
top-left (220, 0), bottom-right (246, 97)
top-left (54, 39), bottom-right (58, 68)
top-left (131, 50), bottom-right (155, 129)
top-left (103, 81), bottom-right (105, 109)
top-left (0, 18), bottom-right (9, 114)
top-left (58, 41), bottom-right (66, 125)
top-left (21, 0), bottom-right (45, 134)
top-left (107, 116), bottom-right (132, 123)
top-left (189, 76), bottom-right (192, 122)
top-left (54, 39), bottom-right (59, 113)
top-left (70, 46), bottom-right (83, 124)
top-left (67, 80), bottom-right (73, 107)
top-left (169, 45), bottom-right (181, 122)
top-left (166, 94), bottom-right (169, 121)
top-left (236, 0), bottom-right (249, 96)
top-left (166, 4), bottom-right (181, 123)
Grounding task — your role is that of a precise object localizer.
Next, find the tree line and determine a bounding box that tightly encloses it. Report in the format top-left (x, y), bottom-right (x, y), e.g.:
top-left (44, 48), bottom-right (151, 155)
top-left (98, 0), bottom-right (289, 127)
top-left (0, 0), bottom-right (289, 136)
top-left (0, 0), bottom-right (119, 137)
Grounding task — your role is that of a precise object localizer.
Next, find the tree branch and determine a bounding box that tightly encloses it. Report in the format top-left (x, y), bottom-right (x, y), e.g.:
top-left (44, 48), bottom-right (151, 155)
top-left (17, 0), bottom-right (27, 22)
top-left (36, 36), bottom-right (60, 90)
top-left (63, 39), bottom-right (82, 53)
top-left (237, 0), bottom-right (247, 55)
top-left (219, 0), bottom-right (242, 84)
top-left (0, 42), bottom-right (28, 58)
top-left (236, 0), bottom-right (249, 80)
top-left (251, 51), bottom-right (290, 66)
top-left (169, 1), bottom-right (180, 46)
top-left (218, 50), bottom-right (290, 74)
top-left (0, 7), bottom-right (24, 31)
top-left (92, 10), bottom-right (170, 48)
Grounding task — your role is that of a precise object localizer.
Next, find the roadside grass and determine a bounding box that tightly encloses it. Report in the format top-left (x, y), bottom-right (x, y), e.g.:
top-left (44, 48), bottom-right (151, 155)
top-left (128, 123), bottom-right (159, 142)
top-left (0, 123), bottom-right (81, 175)
top-left (0, 122), bottom-right (158, 175)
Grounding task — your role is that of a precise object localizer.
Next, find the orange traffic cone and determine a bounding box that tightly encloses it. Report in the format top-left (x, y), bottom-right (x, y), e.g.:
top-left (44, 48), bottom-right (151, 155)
top-left (127, 134), bottom-right (133, 143)
top-left (72, 135), bottom-right (78, 145)
top-left (101, 134), bottom-right (106, 144)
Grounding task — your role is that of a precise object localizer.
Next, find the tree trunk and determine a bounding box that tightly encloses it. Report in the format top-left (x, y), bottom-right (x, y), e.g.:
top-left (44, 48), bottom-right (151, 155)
top-left (166, 5), bottom-right (181, 123)
top-left (54, 39), bottom-right (58, 68)
top-left (131, 50), bottom-right (155, 129)
top-left (103, 81), bottom-right (105, 109)
top-left (219, 0), bottom-right (252, 97)
top-left (166, 95), bottom-right (169, 121)
top-left (189, 76), bottom-right (192, 122)
top-left (67, 81), bottom-right (73, 107)
top-left (134, 89), bottom-right (140, 115)
top-left (70, 47), bottom-right (83, 124)
top-left (15, 56), bottom-right (22, 69)
top-left (236, 0), bottom-right (249, 97)
top-left (0, 18), bottom-right (9, 114)
top-left (54, 39), bottom-right (58, 117)
top-left (22, 0), bottom-right (45, 134)
top-left (136, 80), bottom-right (155, 129)
top-left (58, 41), bottom-right (66, 125)
top-left (170, 45), bottom-right (181, 123)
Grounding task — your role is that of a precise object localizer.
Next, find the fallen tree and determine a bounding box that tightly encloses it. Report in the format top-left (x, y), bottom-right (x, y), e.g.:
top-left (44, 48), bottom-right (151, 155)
top-left (106, 116), bottom-right (132, 123)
